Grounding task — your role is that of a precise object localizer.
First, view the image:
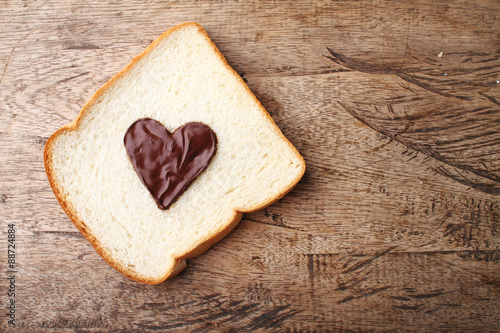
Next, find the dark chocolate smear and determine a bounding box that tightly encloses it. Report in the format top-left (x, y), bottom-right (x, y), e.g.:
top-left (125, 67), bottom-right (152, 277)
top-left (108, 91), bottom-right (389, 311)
top-left (124, 118), bottom-right (217, 210)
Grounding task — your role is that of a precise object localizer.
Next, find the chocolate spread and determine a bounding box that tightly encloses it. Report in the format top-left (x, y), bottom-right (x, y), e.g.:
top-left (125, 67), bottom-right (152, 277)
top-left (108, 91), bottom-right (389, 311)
top-left (124, 118), bottom-right (217, 210)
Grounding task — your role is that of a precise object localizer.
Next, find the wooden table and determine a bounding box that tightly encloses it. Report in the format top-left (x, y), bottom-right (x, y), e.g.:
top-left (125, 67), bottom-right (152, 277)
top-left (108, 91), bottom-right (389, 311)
top-left (1, 1), bottom-right (499, 331)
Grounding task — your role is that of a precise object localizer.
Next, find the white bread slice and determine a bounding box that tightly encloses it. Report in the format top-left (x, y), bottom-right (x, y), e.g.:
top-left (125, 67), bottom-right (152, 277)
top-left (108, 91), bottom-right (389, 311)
top-left (44, 22), bottom-right (305, 284)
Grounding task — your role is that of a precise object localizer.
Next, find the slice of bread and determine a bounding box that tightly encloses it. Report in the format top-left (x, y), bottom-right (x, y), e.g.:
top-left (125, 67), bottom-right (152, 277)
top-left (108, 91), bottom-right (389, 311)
top-left (44, 22), bottom-right (305, 284)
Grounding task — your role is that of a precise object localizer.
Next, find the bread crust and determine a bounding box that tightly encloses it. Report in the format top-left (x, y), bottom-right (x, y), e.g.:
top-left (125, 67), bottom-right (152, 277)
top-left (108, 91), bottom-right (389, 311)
top-left (44, 22), bottom-right (306, 285)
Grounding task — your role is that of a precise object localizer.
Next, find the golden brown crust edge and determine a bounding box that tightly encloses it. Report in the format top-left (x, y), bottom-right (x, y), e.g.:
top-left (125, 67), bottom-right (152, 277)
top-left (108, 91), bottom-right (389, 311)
top-left (43, 22), bottom-right (306, 285)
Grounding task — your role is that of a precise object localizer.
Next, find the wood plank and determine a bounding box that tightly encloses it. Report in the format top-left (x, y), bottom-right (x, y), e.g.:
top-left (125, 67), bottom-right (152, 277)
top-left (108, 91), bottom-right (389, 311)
top-left (1, 0), bottom-right (499, 331)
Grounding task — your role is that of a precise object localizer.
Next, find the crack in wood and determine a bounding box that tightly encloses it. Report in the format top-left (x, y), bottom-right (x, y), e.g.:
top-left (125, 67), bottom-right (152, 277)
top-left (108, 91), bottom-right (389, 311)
top-left (134, 296), bottom-right (296, 332)
top-left (337, 286), bottom-right (390, 304)
top-left (1, 30), bottom-right (36, 85)
top-left (391, 249), bottom-right (500, 263)
top-left (395, 72), bottom-right (472, 100)
top-left (325, 47), bottom-right (500, 194)
top-left (404, 289), bottom-right (445, 299)
top-left (16, 315), bottom-right (108, 330)
top-left (478, 91), bottom-right (500, 107)
top-left (227, 304), bottom-right (299, 332)
top-left (33, 230), bottom-right (83, 238)
top-left (394, 304), bottom-right (422, 310)
top-left (325, 48), bottom-right (473, 100)
top-left (337, 101), bottom-right (500, 194)
top-left (342, 245), bottom-right (398, 274)
top-left (56, 71), bottom-right (90, 84)
top-left (244, 216), bottom-right (302, 232)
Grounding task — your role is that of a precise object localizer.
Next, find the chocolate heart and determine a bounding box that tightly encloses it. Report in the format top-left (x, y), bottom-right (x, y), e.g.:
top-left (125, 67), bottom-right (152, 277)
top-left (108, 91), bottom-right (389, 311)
top-left (124, 118), bottom-right (217, 210)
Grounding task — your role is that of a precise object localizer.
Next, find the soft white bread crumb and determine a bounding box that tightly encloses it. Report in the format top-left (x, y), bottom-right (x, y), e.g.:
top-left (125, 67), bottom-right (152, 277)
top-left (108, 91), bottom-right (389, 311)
top-left (44, 22), bottom-right (305, 284)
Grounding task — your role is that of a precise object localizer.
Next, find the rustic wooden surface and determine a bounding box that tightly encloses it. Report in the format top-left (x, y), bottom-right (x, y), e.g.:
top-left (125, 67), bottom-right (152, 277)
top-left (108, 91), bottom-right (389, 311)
top-left (1, 0), bottom-right (499, 331)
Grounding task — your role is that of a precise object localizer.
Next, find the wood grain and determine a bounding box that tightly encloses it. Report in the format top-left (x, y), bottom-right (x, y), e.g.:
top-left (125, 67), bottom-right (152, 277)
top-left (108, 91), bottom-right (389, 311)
top-left (1, 0), bottom-right (499, 331)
